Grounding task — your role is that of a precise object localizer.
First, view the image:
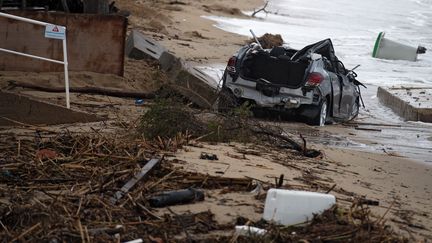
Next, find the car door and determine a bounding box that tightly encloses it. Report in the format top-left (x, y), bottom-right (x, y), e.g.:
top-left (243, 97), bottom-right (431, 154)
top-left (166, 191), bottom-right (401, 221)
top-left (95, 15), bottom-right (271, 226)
top-left (327, 72), bottom-right (343, 117)
top-left (337, 75), bottom-right (357, 119)
top-left (328, 72), bottom-right (357, 120)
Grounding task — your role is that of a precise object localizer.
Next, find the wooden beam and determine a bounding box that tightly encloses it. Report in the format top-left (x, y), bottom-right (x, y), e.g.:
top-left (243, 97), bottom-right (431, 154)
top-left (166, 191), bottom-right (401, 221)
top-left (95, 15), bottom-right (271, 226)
top-left (8, 80), bottom-right (156, 99)
top-left (110, 157), bottom-right (162, 204)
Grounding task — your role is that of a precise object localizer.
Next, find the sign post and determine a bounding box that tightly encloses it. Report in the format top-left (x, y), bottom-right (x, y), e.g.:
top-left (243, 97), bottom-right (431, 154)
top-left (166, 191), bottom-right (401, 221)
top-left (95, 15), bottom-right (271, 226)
top-left (44, 24), bottom-right (69, 109)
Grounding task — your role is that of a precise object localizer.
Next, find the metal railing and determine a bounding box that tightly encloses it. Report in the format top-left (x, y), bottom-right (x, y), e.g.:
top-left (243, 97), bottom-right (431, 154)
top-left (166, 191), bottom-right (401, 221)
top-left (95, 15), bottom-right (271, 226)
top-left (0, 12), bottom-right (70, 109)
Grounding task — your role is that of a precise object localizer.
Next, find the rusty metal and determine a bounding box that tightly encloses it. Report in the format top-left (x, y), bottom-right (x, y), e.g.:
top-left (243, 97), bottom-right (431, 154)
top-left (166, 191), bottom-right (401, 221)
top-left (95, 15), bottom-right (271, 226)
top-left (0, 11), bottom-right (126, 76)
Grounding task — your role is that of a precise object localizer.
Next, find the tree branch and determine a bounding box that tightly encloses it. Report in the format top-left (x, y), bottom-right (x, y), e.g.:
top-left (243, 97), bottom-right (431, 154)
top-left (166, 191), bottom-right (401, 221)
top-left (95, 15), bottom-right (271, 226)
top-left (252, 1), bottom-right (269, 17)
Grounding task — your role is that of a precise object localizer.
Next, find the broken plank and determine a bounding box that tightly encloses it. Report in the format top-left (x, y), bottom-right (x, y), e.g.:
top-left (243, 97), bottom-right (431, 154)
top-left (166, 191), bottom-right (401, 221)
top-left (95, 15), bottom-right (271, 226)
top-left (110, 157), bottom-right (162, 204)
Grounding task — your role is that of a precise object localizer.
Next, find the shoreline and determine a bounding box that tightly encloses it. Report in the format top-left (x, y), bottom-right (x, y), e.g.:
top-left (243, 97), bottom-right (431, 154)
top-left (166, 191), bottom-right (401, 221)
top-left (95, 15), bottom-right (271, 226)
top-left (127, 0), bottom-right (432, 239)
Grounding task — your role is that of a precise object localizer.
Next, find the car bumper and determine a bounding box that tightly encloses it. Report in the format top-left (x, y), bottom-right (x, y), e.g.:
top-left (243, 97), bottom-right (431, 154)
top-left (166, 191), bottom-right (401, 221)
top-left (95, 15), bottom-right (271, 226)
top-left (225, 77), bottom-right (314, 108)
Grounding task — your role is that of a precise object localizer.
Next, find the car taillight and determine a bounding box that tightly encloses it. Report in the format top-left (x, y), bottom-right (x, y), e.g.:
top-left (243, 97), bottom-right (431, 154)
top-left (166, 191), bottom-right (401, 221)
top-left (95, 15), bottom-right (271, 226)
top-left (226, 56), bottom-right (237, 73)
top-left (306, 72), bottom-right (324, 86)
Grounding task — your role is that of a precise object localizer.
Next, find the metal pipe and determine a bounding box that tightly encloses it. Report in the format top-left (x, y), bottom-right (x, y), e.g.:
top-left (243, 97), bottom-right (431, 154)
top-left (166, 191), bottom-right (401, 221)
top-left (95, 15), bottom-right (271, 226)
top-left (0, 48), bottom-right (65, 65)
top-left (250, 29), bottom-right (263, 49)
top-left (0, 12), bottom-right (51, 26)
top-left (62, 37), bottom-right (70, 109)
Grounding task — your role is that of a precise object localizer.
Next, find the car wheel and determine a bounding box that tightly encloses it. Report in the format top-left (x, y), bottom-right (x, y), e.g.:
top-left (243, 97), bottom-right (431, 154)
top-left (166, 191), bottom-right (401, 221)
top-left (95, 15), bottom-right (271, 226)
top-left (311, 99), bottom-right (328, 126)
top-left (217, 88), bottom-right (238, 113)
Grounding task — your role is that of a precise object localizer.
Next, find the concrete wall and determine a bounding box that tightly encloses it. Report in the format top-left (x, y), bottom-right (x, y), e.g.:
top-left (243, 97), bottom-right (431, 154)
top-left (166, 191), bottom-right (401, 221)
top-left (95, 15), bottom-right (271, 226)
top-left (377, 86), bottom-right (432, 123)
top-left (0, 91), bottom-right (103, 126)
top-left (0, 11), bottom-right (126, 76)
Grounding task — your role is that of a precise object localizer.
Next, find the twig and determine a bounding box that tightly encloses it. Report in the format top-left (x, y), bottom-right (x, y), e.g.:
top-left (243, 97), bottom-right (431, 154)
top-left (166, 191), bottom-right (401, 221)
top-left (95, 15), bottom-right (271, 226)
top-left (377, 200), bottom-right (396, 225)
top-left (147, 169), bottom-right (177, 190)
top-left (136, 202), bottom-right (163, 220)
top-left (326, 184), bottom-right (337, 194)
top-left (10, 222), bottom-right (41, 242)
top-left (0, 220), bottom-right (11, 237)
top-left (75, 197), bottom-right (83, 217)
top-left (252, 1), bottom-right (269, 17)
top-left (17, 139), bottom-right (21, 157)
top-left (77, 219), bottom-right (85, 243)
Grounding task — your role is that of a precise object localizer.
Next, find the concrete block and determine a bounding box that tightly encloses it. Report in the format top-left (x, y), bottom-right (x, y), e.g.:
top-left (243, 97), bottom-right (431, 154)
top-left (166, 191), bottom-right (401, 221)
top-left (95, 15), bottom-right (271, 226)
top-left (0, 91), bottom-right (104, 126)
top-left (159, 51), bottom-right (180, 72)
top-left (377, 86), bottom-right (432, 123)
top-left (125, 30), bottom-right (166, 60)
top-left (172, 65), bottom-right (219, 109)
top-left (125, 31), bottom-right (182, 77)
top-left (124, 32), bottom-right (219, 109)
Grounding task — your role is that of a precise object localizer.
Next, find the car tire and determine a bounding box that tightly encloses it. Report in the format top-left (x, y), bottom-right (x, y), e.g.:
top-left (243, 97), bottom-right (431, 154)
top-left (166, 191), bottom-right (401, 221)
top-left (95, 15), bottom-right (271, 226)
top-left (311, 99), bottom-right (328, 126)
top-left (217, 88), bottom-right (238, 113)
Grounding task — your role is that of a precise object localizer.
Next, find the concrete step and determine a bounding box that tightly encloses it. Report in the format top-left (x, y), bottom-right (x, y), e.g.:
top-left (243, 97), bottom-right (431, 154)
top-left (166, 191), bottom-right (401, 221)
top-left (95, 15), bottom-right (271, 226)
top-left (377, 86), bottom-right (432, 122)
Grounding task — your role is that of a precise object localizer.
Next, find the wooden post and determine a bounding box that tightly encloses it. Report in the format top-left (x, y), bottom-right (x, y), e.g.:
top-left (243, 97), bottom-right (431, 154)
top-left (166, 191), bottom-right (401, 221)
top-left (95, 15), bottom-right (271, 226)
top-left (83, 0), bottom-right (109, 14)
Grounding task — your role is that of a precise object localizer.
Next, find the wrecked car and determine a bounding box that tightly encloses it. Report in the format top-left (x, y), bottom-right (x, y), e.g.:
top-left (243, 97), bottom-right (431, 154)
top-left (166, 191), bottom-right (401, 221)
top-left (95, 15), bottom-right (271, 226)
top-left (219, 38), bottom-right (364, 126)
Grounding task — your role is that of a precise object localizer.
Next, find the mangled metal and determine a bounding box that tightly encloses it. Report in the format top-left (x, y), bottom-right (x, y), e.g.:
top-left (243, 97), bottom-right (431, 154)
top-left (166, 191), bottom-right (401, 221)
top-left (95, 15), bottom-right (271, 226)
top-left (219, 35), bottom-right (365, 126)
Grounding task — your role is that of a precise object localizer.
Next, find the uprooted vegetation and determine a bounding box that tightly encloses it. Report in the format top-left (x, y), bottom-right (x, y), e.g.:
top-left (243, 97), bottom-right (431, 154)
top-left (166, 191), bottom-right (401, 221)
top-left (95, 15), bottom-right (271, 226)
top-left (138, 99), bottom-right (318, 155)
top-left (138, 100), bottom-right (254, 143)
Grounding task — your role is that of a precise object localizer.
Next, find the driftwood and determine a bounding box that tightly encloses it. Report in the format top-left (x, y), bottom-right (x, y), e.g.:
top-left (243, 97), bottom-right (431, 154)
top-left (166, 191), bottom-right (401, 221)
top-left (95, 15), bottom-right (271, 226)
top-left (250, 124), bottom-right (321, 158)
top-left (7, 80), bottom-right (155, 99)
top-left (251, 1), bottom-right (269, 17)
top-left (354, 127), bottom-right (382, 132)
top-left (251, 126), bottom-right (302, 151)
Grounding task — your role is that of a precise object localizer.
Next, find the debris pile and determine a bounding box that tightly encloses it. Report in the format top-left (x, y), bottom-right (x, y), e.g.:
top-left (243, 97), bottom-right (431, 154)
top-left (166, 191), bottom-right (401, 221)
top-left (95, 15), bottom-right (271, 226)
top-left (0, 131), bottom-right (252, 242)
top-left (247, 33), bottom-right (284, 49)
top-left (229, 202), bottom-right (407, 242)
top-left (0, 129), bottom-right (407, 242)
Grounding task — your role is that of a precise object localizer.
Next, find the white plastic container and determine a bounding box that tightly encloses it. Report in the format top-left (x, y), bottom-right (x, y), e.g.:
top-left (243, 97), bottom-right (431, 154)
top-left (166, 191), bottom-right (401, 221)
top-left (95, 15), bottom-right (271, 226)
top-left (235, 225), bottom-right (267, 236)
top-left (372, 32), bottom-right (419, 61)
top-left (263, 189), bottom-right (336, 226)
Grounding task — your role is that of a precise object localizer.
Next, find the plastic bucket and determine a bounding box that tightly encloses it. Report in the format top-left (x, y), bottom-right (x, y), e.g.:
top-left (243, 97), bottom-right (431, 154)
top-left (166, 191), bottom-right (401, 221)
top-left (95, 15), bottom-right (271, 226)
top-left (263, 189), bottom-right (336, 226)
top-left (372, 32), bottom-right (419, 61)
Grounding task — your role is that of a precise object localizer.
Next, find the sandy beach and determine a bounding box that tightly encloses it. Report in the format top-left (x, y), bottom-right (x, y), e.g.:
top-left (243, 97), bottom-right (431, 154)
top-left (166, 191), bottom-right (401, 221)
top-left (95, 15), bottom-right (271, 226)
top-left (1, 0), bottom-right (431, 241)
top-left (117, 0), bottom-right (432, 239)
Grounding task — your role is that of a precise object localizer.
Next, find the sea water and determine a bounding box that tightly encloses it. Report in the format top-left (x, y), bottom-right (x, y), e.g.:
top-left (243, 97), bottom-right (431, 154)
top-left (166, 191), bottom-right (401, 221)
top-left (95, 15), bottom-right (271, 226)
top-left (198, 0), bottom-right (432, 162)
top-left (203, 0), bottom-right (432, 87)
